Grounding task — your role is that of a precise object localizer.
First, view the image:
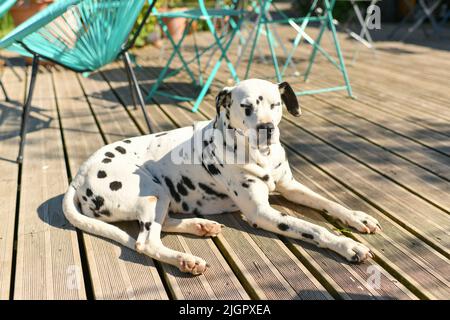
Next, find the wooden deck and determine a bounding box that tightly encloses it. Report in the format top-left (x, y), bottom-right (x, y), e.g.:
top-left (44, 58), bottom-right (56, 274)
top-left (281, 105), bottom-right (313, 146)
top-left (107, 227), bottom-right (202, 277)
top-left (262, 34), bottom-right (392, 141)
top-left (0, 24), bottom-right (449, 300)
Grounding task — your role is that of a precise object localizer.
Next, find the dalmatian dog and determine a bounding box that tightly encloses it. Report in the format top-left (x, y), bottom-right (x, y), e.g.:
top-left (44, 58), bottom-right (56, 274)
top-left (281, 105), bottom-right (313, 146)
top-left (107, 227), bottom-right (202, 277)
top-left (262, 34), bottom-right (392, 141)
top-left (63, 79), bottom-right (381, 275)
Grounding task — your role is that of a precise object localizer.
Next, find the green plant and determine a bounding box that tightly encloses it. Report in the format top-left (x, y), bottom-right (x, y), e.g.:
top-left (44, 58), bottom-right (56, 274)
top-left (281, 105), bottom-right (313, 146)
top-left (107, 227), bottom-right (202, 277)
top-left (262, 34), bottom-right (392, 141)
top-left (294, 0), bottom-right (352, 21)
top-left (130, 0), bottom-right (234, 48)
top-left (0, 13), bottom-right (14, 38)
top-left (130, 3), bottom-right (160, 48)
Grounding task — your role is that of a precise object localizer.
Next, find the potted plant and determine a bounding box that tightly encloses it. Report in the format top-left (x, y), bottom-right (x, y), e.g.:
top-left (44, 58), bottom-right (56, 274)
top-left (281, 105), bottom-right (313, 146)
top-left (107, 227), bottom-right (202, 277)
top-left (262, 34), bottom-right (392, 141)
top-left (159, 0), bottom-right (188, 43)
top-left (10, 0), bottom-right (54, 26)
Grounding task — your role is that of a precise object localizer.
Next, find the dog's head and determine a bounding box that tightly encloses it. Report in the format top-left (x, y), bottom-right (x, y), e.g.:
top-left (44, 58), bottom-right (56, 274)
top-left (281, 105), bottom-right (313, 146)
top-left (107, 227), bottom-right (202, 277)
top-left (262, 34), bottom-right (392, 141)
top-left (215, 79), bottom-right (300, 147)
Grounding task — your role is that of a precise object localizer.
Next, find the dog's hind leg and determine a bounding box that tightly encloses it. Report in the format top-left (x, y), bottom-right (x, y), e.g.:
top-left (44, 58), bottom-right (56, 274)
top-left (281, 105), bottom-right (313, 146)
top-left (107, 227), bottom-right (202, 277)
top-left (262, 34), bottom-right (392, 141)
top-left (136, 195), bottom-right (158, 252)
top-left (162, 216), bottom-right (223, 237)
top-left (136, 195), bottom-right (208, 275)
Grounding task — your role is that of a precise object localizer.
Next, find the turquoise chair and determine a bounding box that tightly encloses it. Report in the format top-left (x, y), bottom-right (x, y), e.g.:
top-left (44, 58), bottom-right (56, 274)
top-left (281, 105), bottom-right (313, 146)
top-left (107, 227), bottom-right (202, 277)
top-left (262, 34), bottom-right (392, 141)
top-left (0, 0), bottom-right (17, 101)
top-left (0, 0), bottom-right (157, 163)
top-left (146, 0), bottom-right (245, 112)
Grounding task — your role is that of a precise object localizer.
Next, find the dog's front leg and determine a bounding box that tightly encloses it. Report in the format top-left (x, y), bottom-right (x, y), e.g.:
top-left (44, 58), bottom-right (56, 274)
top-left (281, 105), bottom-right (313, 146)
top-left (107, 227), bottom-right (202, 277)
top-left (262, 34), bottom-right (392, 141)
top-left (235, 181), bottom-right (373, 263)
top-left (275, 167), bottom-right (381, 234)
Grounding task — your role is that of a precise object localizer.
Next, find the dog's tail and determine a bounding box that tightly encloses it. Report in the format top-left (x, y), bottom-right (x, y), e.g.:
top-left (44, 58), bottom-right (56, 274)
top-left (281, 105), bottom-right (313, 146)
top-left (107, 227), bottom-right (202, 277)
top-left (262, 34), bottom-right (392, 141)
top-left (63, 184), bottom-right (135, 250)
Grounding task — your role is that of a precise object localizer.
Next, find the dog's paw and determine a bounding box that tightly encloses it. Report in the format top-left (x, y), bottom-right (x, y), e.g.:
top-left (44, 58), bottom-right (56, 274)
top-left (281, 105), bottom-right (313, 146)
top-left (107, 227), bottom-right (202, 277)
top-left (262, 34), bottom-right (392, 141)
top-left (135, 241), bottom-right (145, 253)
top-left (347, 211), bottom-right (381, 234)
top-left (266, 177), bottom-right (276, 192)
top-left (333, 237), bottom-right (374, 263)
top-left (177, 254), bottom-right (208, 275)
top-left (194, 219), bottom-right (224, 237)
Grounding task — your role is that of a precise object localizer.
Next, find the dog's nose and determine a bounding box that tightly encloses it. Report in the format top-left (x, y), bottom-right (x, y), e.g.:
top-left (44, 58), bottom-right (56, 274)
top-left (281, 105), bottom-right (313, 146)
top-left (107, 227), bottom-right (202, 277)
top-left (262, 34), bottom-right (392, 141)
top-left (257, 122), bottom-right (275, 140)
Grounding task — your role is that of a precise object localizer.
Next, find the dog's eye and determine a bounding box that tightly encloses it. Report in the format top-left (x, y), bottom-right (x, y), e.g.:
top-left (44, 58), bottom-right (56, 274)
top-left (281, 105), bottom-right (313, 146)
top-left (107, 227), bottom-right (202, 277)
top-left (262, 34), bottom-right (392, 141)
top-left (241, 103), bottom-right (254, 116)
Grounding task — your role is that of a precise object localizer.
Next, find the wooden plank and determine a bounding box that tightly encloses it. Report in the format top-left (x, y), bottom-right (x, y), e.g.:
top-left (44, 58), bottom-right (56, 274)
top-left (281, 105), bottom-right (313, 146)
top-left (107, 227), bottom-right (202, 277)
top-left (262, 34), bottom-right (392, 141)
top-left (305, 92), bottom-right (450, 160)
top-left (100, 63), bottom-right (249, 300)
top-left (14, 68), bottom-right (86, 299)
top-left (0, 64), bottom-right (25, 299)
top-left (53, 70), bottom-right (168, 300)
top-left (308, 70), bottom-right (450, 143)
top-left (283, 105), bottom-right (450, 213)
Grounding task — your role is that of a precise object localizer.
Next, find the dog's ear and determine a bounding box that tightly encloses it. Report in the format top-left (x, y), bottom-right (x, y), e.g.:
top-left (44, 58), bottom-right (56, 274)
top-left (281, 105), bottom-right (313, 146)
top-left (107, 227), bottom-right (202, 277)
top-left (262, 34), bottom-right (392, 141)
top-left (215, 86), bottom-right (233, 115)
top-left (278, 82), bottom-right (301, 117)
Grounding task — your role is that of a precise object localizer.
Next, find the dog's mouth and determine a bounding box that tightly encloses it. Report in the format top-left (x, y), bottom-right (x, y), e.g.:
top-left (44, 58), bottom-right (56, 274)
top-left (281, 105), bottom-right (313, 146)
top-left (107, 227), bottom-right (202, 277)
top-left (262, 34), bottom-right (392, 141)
top-left (256, 129), bottom-right (276, 147)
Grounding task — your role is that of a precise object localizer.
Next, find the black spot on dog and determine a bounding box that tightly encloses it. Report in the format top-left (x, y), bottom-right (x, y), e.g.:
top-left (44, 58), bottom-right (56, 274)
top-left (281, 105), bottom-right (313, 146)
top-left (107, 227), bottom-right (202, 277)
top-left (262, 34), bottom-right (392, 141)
top-left (207, 164), bottom-right (221, 175)
top-left (241, 182), bottom-right (249, 188)
top-left (302, 233), bottom-right (314, 240)
top-left (123, 139), bottom-right (131, 144)
top-left (201, 162), bottom-right (212, 176)
top-left (278, 223), bottom-right (289, 231)
top-left (182, 176), bottom-right (195, 190)
top-left (363, 220), bottom-right (368, 225)
top-left (233, 190), bottom-right (238, 196)
top-left (198, 183), bottom-right (228, 199)
top-left (155, 132), bottom-right (167, 137)
top-left (86, 188), bottom-right (93, 197)
top-left (258, 96), bottom-right (263, 101)
top-left (97, 170), bottom-right (107, 179)
top-left (82, 196), bottom-right (87, 202)
top-left (182, 202), bottom-right (189, 212)
top-left (177, 182), bottom-right (188, 196)
top-left (247, 178), bottom-right (255, 183)
top-left (203, 140), bottom-right (210, 148)
top-left (193, 208), bottom-right (200, 215)
top-left (92, 196), bottom-right (104, 210)
top-left (253, 223), bottom-right (258, 228)
top-left (261, 175), bottom-right (270, 182)
top-left (152, 176), bottom-right (161, 184)
top-left (165, 177), bottom-right (181, 202)
top-left (196, 200), bottom-right (202, 207)
top-left (145, 222), bottom-right (151, 231)
top-left (109, 181), bottom-right (122, 191)
top-left (100, 209), bottom-right (111, 217)
top-left (245, 108), bottom-right (252, 116)
top-left (280, 212), bottom-right (287, 216)
top-left (115, 146), bottom-right (126, 154)
top-left (102, 158), bottom-right (111, 164)
top-left (105, 152), bottom-right (115, 158)
top-left (275, 162), bottom-right (282, 169)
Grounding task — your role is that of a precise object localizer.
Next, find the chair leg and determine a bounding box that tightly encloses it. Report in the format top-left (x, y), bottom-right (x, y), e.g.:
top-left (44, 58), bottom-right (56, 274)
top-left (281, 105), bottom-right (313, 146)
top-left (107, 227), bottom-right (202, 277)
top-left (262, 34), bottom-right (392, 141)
top-left (122, 51), bottom-right (155, 134)
top-left (17, 55), bottom-right (40, 164)
top-left (123, 56), bottom-right (138, 110)
top-left (0, 79), bottom-right (10, 102)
